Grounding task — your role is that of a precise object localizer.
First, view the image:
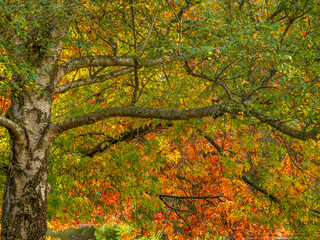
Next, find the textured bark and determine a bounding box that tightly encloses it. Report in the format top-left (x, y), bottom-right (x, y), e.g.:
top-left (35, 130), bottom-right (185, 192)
top-left (56, 55), bottom-right (171, 84)
top-left (0, 1), bottom-right (72, 237)
top-left (1, 140), bottom-right (50, 239)
top-left (52, 104), bottom-right (231, 134)
top-left (0, 24), bottom-right (60, 237)
top-left (1, 72), bottom-right (55, 240)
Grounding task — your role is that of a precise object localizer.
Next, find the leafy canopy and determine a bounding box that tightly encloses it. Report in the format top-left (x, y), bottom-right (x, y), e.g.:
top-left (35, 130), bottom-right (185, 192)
top-left (0, 0), bottom-right (320, 239)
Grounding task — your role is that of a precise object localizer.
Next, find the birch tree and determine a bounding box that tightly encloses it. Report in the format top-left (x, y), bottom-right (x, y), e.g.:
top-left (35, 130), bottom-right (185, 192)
top-left (0, 0), bottom-right (319, 239)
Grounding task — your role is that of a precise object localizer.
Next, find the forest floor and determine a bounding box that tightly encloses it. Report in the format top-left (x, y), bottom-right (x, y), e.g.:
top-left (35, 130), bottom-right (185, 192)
top-left (46, 226), bottom-right (96, 240)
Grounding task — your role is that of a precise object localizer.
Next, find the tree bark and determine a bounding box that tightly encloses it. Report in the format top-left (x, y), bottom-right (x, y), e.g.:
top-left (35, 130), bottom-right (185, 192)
top-left (1, 74), bottom-right (55, 239)
top-left (1, 139), bottom-right (50, 240)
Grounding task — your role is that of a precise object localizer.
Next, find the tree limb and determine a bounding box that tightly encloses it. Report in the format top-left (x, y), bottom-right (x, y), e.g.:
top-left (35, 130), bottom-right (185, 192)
top-left (158, 194), bottom-right (226, 200)
top-left (50, 103), bottom-right (320, 141)
top-left (55, 67), bottom-right (134, 94)
top-left (56, 55), bottom-right (171, 83)
top-left (51, 104), bottom-right (232, 136)
top-left (139, 2), bottom-right (160, 55)
top-left (241, 175), bottom-right (281, 205)
top-left (248, 108), bottom-right (318, 141)
top-left (203, 134), bottom-right (224, 156)
top-left (82, 122), bottom-right (173, 157)
top-left (0, 116), bottom-right (24, 141)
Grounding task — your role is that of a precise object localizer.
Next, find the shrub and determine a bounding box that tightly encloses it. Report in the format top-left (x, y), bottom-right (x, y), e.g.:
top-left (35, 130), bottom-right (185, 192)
top-left (94, 225), bottom-right (121, 240)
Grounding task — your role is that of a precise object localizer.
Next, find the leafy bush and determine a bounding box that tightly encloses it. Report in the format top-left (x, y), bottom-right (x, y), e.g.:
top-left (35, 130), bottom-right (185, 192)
top-left (95, 224), bottom-right (162, 240)
top-left (94, 225), bottom-right (121, 240)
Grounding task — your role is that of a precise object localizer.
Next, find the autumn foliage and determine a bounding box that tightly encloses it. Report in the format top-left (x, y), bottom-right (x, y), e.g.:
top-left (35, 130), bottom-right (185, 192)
top-left (0, 0), bottom-right (319, 239)
top-left (46, 116), bottom-right (320, 239)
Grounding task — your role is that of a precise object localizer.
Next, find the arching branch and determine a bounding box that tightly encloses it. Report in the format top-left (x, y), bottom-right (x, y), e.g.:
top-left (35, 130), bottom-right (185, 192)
top-left (248, 108), bottom-right (318, 141)
top-left (50, 104), bottom-right (320, 141)
top-left (51, 104), bottom-right (231, 136)
top-left (55, 67), bottom-right (134, 94)
top-left (56, 55), bottom-right (171, 84)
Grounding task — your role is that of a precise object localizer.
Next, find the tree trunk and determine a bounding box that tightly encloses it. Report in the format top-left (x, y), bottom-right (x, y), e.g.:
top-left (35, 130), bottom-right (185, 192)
top-left (1, 75), bottom-right (54, 240)
top-left (0, 5), bottom-right (72, 238)
top-left (1, 140), bottom-right (50, 240)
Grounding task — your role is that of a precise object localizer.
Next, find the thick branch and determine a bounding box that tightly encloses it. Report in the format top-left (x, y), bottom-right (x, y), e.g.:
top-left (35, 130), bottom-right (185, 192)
top-left (51, 104), bottom-right (231, 136)
top-left (51, 103), bottom-right (320, 141)
top-left (0, 116), bottom-right (24, 141)
top-left (56, 55), bottom-right (171, 83)
top-left (249, 108), bottom-right (318, 141)
top-left (55, 67), bottom-right (134, 94)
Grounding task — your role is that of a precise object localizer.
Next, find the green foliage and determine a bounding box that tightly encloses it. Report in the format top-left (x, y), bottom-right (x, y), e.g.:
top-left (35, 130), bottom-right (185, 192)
top-left (95, 225), bottom-right (121, 240)
top-left (94, 224), bottom-right (162, 240)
